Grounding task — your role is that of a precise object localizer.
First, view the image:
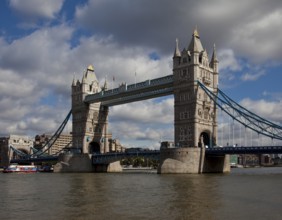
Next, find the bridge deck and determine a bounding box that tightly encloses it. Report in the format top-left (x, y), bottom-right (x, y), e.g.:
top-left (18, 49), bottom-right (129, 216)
top-left (84, 75), bottom-right (174, 106)
top-left (9, 146), bottom-right (282, 165)
top-left (92, 146), bottom-right (282, 164)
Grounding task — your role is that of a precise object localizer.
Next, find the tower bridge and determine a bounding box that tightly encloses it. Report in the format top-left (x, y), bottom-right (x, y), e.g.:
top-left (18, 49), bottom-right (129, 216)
top-left (68, 28), bottom-right (226, 173)
top-left (8, 28), bottom-right (282, 173)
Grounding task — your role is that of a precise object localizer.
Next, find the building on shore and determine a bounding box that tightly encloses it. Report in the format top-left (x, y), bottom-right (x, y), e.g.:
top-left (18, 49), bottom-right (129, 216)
top-left (34, 133), bottom-right (72, 155)
top-left (108, 138), bottom-right (126, 152)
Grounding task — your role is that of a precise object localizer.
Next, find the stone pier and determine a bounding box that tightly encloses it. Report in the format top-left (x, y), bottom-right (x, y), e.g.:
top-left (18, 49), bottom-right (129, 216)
top-left (157, 147), bottom-right (230, 174)
top-left (53, 153), bottom-right (93, 173)
top-left (53, 153), bottom-right (122, 173)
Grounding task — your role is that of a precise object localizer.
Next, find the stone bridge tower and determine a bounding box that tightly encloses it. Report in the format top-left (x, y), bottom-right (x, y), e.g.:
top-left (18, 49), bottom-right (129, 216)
top-left (71, 65), bottom-right (110, 154)
top-left (173, 28), bottom-right (219, 148)
top-left (158, 29), bottom-right (229, 174)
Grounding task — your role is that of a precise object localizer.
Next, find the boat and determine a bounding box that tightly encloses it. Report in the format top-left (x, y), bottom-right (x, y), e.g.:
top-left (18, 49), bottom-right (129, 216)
top-left (3, 165), bottom-right (37, 173)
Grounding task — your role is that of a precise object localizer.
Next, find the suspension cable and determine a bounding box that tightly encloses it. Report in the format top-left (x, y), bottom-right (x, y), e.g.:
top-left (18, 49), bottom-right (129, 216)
top-left (245, 127), bottom-right (247, 147)
top-left (197, 81), bottom-right (282, 140)
top-left (221, 108), bottom-right (223, 146)
top-left (29, 109), bottom-right (72, 158)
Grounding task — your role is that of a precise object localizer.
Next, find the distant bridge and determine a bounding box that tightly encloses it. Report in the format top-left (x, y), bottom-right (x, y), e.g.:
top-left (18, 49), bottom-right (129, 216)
top-left (206, 146), bottom-right (282, 155)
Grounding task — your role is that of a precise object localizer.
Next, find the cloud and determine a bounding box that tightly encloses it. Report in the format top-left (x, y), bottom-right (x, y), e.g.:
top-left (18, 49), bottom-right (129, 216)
top-left (240, 98), bottom-right (282, 125)
top-left (0, 25), bottom-right (75, 136)
top-left (110, 97), bottom-right (173, 124)
top-left (218, 49), bottom-right (241, 72)
top-left (0, 24), bottom-right (74, 93)
top-left (108, 96), bottom-right (174, 147)
top-left (230, 8), bottom-right (282, 63)
top-left (108, 120), bottom-right (174, 148)
top-left (241, 70), bottom-right (265, 81)
top-left (9, 0), bottom-right (64, 21)
top-left (0, 22), bottom-right (172, 140)
top-left (75, 0), bottom-right (282, 65)
top-left (2, 0), bottom-right (282, 148)
top-left (70, 35), bottom-right (172, 87)
top-left (263, 91), bottom-right (282, 102)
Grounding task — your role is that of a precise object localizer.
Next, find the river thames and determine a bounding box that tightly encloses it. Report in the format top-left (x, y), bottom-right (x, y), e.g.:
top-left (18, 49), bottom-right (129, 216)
top-left (0, 167), bottom-right (282, 220)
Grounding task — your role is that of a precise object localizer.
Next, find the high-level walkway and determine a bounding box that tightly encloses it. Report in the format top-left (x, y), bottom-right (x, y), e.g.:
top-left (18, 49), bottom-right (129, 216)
top-left (84, 75), bottom-right (174, 106)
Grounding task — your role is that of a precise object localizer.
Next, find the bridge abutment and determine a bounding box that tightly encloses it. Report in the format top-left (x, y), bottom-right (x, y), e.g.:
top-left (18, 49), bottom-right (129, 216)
top-left (157, 147), bottom-right (230, 174)
top-left (53, 153), bottom-right (123, 173)
top-left (53, 153), bottom-right (93, 172)
top-left (93, 161), bottom-right (122, 172)
top-left (158, 147), bottom-right (205, 174)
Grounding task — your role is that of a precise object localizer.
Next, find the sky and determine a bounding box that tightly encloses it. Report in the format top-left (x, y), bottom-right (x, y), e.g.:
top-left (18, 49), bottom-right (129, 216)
top-left (1, 0), bottom-right (282, 149)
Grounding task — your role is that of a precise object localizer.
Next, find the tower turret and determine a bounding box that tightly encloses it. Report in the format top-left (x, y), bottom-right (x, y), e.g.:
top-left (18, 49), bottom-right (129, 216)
top-left (173, 38), bottom-right (181, 68)
top-left (210, 44), bottom-right (219, 72)
top-left (188, 27), bottom-right (204, 65)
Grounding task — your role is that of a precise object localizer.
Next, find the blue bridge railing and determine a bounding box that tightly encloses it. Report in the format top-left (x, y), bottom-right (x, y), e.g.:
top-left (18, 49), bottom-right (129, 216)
top-left (92, 146), bottom-right (282, 165)
top-left (92, 150), bottom-right (160, 165)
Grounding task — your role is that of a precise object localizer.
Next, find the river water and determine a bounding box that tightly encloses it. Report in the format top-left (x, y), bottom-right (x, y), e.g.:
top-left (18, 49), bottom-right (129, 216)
top-left (0, 167), bottom-right (282, 220)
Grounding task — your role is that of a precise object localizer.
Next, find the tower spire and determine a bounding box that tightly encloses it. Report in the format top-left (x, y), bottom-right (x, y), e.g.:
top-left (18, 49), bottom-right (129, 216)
top-left (174, 38), bottom-right (181, 57)
top-left (103, 76), bottom-right (108, 91)
top-left (210, 44), bottom-right (219, 69)
top-left (211, 44), bottom-right (218, 62)
top-left (193, 25), bottom-right (200, 38)
top-left (188, 26), bottom-right (203, 53)
top-left (72, 73), bottom-right (76, 86)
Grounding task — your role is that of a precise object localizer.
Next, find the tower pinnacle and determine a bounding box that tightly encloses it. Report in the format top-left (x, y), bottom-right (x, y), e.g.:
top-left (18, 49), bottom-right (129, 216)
top-left (193, 26), bottom-right (200, 38)
top-left (211, 44), bottom-right (218, 62)
top-left (174, 38), bottom-right (181, 57)
top-left (188, 27), bottom-right (204, 53)
top-left (87, 65), bottom-right (94, 72)
top-left (210, 44), bottom-right (219, 72)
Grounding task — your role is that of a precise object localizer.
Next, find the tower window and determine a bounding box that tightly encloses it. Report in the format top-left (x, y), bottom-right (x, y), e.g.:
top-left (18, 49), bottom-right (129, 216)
top-left (181, 69), bottom-right (187, 77)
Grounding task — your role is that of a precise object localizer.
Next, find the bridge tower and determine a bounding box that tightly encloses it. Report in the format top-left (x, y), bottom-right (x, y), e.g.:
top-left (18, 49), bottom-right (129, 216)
top-left (173, 28), bottom-right (218, 148)
top-left (158, 28), bottom-right (229, 173)
top-left (71, 65), bottom-right (110, 154)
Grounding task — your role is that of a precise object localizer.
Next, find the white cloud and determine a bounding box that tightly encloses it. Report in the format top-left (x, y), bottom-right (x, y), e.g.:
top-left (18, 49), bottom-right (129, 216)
top-left (108, 97), bottom-right (174, 147)
top-left (111, 98), bottom-right (173, 124)
top-left (74, 0), bottom-right (282, 65)
top-left (240, 98), bottom-right (282, 124)
top-left (0, 22), bottom-right (173, 144)
top-left (2, 0), bottom-right (282, 148)
top-left (0, 25), bottom-right (75, 136)
top-left (241, 70), bottom-right (265, 81)
top-left (71, 36), bottom-right (172, 85)
top-left (230, 9), bottom-right (282, 63)
top-left (9, 0), bottom-right (64, 20)
top-left (218, 49), bottom-right (241, 72)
